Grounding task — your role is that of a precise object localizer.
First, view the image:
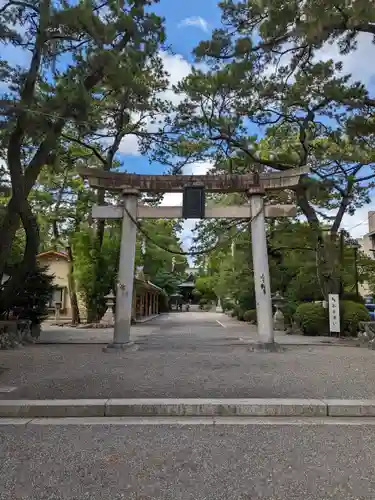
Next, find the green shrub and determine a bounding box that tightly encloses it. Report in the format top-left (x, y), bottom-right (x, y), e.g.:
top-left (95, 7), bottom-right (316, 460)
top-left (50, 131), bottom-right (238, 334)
top-left (199, 298), bottom-right (208, 310)
top-left (243, 309), bottom-right (257, 323)
top-left (294, 303), bottom-right (328, 336)
top-left (282, 301), bottom-right (299, 326)
top-left (1, 265), bottom-right (54, 331)
top-left (286, 271), bottom-right (324, 303)
top-left (236, 308), bottom-right (246, 321)
top-left (231, 309), bottom-right (237, 317)
top-left (341, 300), bottom-right (370, 336)
top-left (222, 299), bottom-right (235, 312)
top-left (341, 292), bottom-right (365, 304)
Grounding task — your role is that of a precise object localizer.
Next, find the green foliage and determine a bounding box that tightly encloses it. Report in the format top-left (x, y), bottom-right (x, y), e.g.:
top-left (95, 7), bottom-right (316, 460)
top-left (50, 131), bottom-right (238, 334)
top-left (166, 0), bottom-right (375, 299)
top-left (1, 265), bottom-right (54, 326)
top-left (243, 309), bottom-right (257, 323)
top-left (0, 0), bottom-right (169, 304)
top-left (195, 276), bottom-right (217, 301)
top-left (341, 300), bottom-right (370, 337)
top-left (233, 306), bottom-right (246, 321)
top-left (341, 292), bottom-right (365, 304)
top-left (199, 297), bottom-right (213, 310)
top-left (286, 271), bottom-right (324, 303)
top-left (152, 269), bottom-right (182, 296)
top-left (72, 226), bottom-right (121, 321)
top-left (294, 303), bottom-right (329, 336)
top-left (282, 302), bottom-right (299, 326)
top-left (221, 298), bottom-right (234, 311)
top-left (139, 220), bottom-right (188, 281)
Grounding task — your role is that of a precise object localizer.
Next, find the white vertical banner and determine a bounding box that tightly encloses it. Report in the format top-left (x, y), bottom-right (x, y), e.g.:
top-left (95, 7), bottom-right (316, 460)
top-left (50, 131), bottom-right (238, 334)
top-left (328, 294), bottom-right (340, 333)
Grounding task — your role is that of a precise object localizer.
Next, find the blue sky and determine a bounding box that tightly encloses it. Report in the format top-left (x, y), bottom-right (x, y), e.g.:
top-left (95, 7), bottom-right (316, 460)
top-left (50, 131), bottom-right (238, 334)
top-left (153, 0), bottom-right (221, 61)
top-left (1, 0), bottom-right (374, 239)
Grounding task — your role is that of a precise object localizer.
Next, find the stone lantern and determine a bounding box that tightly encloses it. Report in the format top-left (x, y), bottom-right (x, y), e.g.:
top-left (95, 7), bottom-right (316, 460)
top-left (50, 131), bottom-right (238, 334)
top-left (272, 291), bottom-right (286, 331)
top-left (216, 298), bottom-right (223, 313)
top-left (54, 301), bottom-right (62, 322)
top-left (100, 290), bottom-right (115, 326)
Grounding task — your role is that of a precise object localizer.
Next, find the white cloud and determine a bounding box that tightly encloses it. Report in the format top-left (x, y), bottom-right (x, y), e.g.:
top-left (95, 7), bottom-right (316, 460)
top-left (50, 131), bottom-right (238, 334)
top-left (118, 134), bottom-right (141, 156)
top-left (317, 33), bottom-right (375, 87)
top-left (160, 161), bottom-right (213, 208)
top-left (118, 50), bottom-right (195, 156)
top-left (266, 33), bottom-right (375, 88)
top-left (178, 16), bottom-right (210, 33)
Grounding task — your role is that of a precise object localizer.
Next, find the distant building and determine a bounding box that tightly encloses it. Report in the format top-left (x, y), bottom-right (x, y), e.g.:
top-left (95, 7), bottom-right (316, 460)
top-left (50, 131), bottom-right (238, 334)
top-left (178, 272), bottom-right (197, 303)
top-left (358, 211), bottom-right (375, 258)
top-left (4, 250), bottom-right (165, 322)
top-left (186, 267), bottom-right (199, 276)
top-left (358, 212), bottom-right (375, 298)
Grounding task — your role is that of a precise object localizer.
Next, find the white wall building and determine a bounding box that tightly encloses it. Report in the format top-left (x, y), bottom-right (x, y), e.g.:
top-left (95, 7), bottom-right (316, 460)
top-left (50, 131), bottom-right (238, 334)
top-left (358, 211), bottom-right (375, 298)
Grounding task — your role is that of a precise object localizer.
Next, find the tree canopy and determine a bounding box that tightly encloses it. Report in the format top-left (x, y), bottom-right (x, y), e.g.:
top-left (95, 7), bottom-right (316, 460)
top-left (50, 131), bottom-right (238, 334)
top-left (1, 0), bottom-right (374, 321)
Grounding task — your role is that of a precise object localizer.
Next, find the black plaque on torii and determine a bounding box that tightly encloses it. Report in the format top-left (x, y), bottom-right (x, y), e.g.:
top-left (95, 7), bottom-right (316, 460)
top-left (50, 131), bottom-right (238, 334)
top-left (182, 186), bottom-right (206, 219)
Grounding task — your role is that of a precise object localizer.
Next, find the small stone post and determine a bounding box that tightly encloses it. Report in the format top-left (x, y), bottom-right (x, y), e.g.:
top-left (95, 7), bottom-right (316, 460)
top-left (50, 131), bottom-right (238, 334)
top-left (250, 193), bottom-right (274, 345)
top-left (105, 189), bottom-right (138, 351)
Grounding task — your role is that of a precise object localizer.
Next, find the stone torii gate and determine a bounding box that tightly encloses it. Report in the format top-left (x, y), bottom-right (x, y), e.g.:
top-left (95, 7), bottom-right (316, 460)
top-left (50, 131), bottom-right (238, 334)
top-left (78, 166), bottom-right (309, 351)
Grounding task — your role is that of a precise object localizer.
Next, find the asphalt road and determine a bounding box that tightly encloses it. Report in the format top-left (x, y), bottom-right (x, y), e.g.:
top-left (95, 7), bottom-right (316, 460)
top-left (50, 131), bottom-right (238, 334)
top-left (1, 422), bottom-right (375, 499)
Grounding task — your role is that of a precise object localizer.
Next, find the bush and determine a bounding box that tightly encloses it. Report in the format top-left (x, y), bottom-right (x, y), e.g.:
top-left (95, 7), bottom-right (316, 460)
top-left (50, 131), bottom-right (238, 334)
top-left (294, 303), bottom-right (328, 336)
top-left (2, 265), bottom-right (54, 327)
top-left (235, 307), bottom-right (246, 321)
top-left (341, 292), bottom-right (365, 304)
top-left (222, 299), bottom-right (235, 312)
top-left (243, 309), bottom-right (257, 323)
top-left (199, 298), bottom-right (208, 310)
top-left (341, 300), bottom-right (370, 336)
top-left (231, 309), bottom-right (237, 317)
top-left (282, 301), bottom-right (299, 326)
top-left (286, 271), bottom-right (324, 303)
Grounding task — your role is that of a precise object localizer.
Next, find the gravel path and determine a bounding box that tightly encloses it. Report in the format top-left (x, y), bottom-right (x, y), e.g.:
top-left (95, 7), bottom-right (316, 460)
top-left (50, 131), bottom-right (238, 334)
top-left (0, 312), bottom-right (374, 400)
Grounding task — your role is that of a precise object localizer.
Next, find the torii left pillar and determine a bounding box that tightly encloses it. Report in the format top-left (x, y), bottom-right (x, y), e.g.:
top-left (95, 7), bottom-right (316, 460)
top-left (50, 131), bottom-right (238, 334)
top-left (105, 188), bottom-right (138, 351)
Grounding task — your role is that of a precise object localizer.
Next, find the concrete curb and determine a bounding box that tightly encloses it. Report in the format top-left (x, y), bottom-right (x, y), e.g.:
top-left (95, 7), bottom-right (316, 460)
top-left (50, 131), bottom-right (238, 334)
top-left (1, 398), bottom-right (375, 418)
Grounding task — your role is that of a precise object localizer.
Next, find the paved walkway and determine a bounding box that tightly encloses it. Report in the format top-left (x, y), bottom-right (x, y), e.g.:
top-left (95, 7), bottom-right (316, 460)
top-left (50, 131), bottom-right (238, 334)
top-left (0, 312), bottom-right (373, 401)
top-left (39, 312), bottom-right (346, 346)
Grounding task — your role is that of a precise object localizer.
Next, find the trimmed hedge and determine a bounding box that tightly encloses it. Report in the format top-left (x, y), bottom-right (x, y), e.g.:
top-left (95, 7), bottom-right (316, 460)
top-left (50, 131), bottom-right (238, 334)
top-left (282, 301), bottom-right (299, 326)
top-left (243, 309), bottom-right (257, 323)
top-left (341, 300), bottom-right (370, 336)
top-left (222, 299), bottom-right (235, 312)
top-left (236, 308), bottom-right (246, 321)
top-left (341, 292), bottom-right (365, 304)
top-left (293, 303), bottom-right (328, 336)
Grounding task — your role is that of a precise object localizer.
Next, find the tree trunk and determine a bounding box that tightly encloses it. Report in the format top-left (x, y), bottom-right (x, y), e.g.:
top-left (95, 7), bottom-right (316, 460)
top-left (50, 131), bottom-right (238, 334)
top-left (315, 235), bottom-right (341, 300)
top-left (0, 200), bottom-right (40, 311)
top-left (67, 246), bottom-right (80, 325)
top-left (296, 184), bottom-right (342, 300)
top-left (85, 186), bottom-right (107, 323)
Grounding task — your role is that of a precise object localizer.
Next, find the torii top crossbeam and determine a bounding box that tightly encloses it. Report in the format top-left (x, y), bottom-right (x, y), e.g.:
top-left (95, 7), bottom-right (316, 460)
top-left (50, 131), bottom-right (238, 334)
top-left (77, 166), bottom-right (309, 193)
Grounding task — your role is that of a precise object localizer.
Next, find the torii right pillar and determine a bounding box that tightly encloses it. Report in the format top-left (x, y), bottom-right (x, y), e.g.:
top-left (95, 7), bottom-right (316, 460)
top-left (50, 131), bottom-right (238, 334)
top-left (249, 190), bottom-right (274, 346)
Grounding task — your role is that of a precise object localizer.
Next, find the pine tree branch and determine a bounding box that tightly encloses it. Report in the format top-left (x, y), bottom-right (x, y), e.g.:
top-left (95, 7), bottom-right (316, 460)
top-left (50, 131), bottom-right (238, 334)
top-left (61, 134), bottom-right (106, 165)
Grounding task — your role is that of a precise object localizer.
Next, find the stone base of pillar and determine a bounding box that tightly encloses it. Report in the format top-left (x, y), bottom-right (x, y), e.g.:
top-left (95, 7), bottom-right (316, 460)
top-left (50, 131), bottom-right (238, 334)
top-left (247, 342), bottom-right (286, 353)
top-left (102, 341), bottom-right (136, 353)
